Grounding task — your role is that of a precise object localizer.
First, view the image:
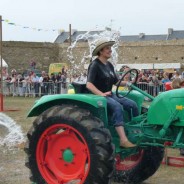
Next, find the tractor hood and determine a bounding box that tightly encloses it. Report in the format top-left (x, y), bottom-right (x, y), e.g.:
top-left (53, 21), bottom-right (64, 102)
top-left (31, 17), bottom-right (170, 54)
top-left (147, 88), bottom-right (184, 126)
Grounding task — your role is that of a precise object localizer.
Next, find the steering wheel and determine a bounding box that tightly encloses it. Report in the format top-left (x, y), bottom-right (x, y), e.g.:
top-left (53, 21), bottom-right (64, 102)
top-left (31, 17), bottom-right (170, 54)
top-left (116, 68), bottom-right (139, 98)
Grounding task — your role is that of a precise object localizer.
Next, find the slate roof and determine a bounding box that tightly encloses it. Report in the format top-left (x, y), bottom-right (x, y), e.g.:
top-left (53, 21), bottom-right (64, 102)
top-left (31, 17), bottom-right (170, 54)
top-left (55, 31), bottom-right (103, 43)
top-left (166, 30), bottom-right (184, 40)
top-left (54, 29), bottom-right (184, 43)
top-left (120, 34), bottom-right (167, 42)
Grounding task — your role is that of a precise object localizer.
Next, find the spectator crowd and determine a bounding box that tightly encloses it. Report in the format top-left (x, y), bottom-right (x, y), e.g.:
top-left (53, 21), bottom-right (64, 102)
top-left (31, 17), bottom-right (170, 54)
top-left (119, 65), bottom-right (184, 96)
top-left (1, 64), bottom-right (184, 97)
top-left (2, 69), bottom-right (68, 97)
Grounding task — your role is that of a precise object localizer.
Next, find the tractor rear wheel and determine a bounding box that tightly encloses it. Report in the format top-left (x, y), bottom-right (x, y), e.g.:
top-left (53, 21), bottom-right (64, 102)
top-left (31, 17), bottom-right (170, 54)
top-left (24, 105), bottom-right (114, 184)
top-left (113, 147), bottom-right (164, 184)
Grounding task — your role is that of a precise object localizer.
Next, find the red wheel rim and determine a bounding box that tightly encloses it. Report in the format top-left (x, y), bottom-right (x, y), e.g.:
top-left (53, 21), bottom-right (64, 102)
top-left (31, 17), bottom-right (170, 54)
top-left (36, 124), bottom-right (90, 184)
top-left (116, 150), bottom-right (144, 171)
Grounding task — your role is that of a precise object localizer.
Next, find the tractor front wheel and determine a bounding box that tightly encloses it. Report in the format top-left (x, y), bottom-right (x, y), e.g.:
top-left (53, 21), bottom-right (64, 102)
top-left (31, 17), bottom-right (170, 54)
top-left (113, 147), bottom-right (164, 184)
top-left (25, 105), bottom-right (114, 184)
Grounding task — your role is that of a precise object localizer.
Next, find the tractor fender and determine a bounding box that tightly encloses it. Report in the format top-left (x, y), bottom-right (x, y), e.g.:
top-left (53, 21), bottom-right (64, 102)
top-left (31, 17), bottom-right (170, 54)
top-left (27, 94), bottom-right (108, 123)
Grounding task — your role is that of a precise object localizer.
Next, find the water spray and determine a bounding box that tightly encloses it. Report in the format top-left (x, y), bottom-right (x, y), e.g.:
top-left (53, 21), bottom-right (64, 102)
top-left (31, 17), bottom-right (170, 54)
top-left (0, 113), bottom-right (25, 149)
top-left (67, 28), bottom-right (121, 76)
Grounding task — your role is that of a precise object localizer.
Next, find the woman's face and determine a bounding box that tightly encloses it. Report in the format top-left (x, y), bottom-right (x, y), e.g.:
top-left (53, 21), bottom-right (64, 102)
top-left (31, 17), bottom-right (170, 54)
top-left (100, 46), bottom-right (112, 59)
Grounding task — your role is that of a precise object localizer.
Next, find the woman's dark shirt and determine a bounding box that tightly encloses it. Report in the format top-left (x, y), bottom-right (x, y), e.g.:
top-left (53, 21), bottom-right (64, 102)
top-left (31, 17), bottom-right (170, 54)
top-left (87, 58), bottom-right (118, 92)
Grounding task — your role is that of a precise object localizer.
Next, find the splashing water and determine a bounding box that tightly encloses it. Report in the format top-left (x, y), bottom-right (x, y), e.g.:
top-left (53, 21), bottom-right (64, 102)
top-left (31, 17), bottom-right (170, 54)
top-left (67, 29), bottom-right (121, 75)
top-left (0, 113), bottom-right (25, 148)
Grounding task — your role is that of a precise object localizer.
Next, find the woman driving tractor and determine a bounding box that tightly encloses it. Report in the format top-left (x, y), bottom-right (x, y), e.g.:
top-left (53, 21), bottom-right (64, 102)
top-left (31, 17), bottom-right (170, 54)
top-left (86, 39), bottom-right (139, 148)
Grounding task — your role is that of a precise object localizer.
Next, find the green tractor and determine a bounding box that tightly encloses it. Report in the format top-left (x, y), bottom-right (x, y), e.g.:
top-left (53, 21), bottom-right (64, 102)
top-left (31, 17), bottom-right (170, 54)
top-left (24, 69), bottom-right (184, 184)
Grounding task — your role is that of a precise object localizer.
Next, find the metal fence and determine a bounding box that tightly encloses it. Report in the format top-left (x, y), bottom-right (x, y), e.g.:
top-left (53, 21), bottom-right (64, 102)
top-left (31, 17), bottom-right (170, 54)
top-left (136, 83), bottom-right (165, 96)
top-left (1, 81), bottom-right (165, 97)
top-left (2, 81), bottom-right (68, 97)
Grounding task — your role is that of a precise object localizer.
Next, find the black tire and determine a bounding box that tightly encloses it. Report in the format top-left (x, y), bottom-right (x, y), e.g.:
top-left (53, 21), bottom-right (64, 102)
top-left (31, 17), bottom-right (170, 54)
top-left (113, 147), bottom-right (164, 184)
top-left (25, 105), bottom-right (115, 184)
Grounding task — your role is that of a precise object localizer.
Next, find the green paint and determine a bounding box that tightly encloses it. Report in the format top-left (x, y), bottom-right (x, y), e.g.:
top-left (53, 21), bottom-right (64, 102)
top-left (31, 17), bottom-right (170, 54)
top-left (62, 149), bottom-right (74, 163)
top-left (147, 88), bottom-right (184, 126)
top-left (27, 94), bottom-right (107, 117)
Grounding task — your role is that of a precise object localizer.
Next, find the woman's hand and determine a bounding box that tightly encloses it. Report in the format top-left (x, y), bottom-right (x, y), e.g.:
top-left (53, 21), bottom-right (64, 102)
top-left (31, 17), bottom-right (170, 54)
top-left (102, 91), bottom-right (112, 96)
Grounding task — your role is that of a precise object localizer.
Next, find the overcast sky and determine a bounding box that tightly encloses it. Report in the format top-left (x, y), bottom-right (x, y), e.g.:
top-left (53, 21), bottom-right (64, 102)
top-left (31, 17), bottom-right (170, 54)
top-left (0, 0), bottom-right (184, 42)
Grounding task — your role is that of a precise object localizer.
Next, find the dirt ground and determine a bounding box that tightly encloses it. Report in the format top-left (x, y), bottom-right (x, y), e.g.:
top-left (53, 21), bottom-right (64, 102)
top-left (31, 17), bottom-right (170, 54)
top-left (0, 97), bottom-right (184, 184)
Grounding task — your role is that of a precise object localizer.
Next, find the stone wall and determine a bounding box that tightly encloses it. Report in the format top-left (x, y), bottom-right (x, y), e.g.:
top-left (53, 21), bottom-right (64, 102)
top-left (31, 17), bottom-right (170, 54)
top-left (2, 41), bottom-right (59, 73)
top-left (119, 40), bottom-right (184, 64)
top-left (2, 39), bottom-right (184, 74)
top-left (59, 40), bottom-right (184, 71)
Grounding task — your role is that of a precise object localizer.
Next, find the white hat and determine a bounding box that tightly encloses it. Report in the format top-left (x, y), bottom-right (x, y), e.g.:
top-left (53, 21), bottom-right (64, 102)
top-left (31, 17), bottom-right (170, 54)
top-left (92, 39), bottom-right (115, 56)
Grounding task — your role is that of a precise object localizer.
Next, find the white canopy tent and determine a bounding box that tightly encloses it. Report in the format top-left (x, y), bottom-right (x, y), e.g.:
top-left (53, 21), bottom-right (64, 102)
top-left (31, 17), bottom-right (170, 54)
top-left (0, 55), bottom-right (8, 67)
top-left (116, 63), bottom-right (153, 71)
top-left (153, 63), bottom-right (181, 69)
top-left (85, 63), bottom-right (154, 70)
top-left (116, 63), bottom-right (183, 71)
top-left (85, 62), bottom-right (183, 71)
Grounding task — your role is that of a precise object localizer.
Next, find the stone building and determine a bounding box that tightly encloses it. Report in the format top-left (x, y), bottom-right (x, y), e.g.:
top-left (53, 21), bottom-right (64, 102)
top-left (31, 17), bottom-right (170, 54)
top-left (55, 28), bottom-right (184, 70)
top-left (2, 28), bottom-right (184, 73)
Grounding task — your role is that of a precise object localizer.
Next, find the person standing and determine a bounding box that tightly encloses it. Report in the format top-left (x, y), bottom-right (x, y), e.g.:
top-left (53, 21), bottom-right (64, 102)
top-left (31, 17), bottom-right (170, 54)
top-left (10, 73), bottom-right (17, 96)
top-left (32, 73), bottom-right (40, 97)
top-left (17, 74), bottom-right (24, 96)
top-left (43, 74), bottom-right (50, 95)
top-left (39, 71), bottom-right (46, 96)
top-left (56, 72), bottom-right (62, 94)
top-left (162, 72), bottom-right (170, 84)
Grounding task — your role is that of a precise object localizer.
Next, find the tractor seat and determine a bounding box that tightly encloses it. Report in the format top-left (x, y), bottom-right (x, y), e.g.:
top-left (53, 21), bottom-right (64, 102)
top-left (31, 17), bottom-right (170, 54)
top-left (72, 82), bottom-right (90, 94)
